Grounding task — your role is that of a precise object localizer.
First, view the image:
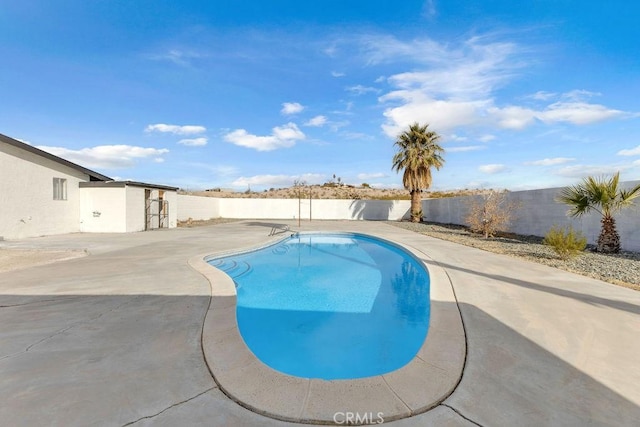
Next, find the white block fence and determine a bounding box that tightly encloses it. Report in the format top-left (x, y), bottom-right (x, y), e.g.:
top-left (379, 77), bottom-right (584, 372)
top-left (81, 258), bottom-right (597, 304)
top-left (421, 181), bottom-right (640, 252)
top-left (177, 181), bottom-right (640, 252)
top-left (177, 195), bottom-right (411, 222)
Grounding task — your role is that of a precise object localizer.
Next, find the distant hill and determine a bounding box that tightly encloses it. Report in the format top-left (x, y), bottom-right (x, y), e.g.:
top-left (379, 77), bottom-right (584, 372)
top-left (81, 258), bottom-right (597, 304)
top-left (181, 184), bottom-right (490, 200)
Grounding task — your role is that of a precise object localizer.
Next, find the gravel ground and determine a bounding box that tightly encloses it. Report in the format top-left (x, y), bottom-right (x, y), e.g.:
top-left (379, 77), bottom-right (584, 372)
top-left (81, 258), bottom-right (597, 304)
top-left (389, 221), bottom-right (640, 291)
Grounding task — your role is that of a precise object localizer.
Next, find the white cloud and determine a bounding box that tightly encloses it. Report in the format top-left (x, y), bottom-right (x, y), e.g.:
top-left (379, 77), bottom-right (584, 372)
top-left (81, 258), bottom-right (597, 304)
top-left (479, 134), bottom-right (496, 142)
top-left (178, 137), bottom-right (208, 146)
top-left (379, 37), bottom-right (520, 98)
top-left (357, 172), bottom-right (387, 180)
top-left (324, 44), bottom-right (338, 58)
top-left (489, 101), bottom-right (626, 129)
top-left (373, 36), bottom-right (522, 137)
top-left (281, 102), bottom-right (304, 115)
top-left (145, 124), bottom-right (206, 135)
top-left (448, 145), bottom-right (486, 153)
top-left (223, 123), bottom-right (305, 151)
top-left (617, 145), bottom-right (640, 156)
top-left (538, 101), bottom-right (625, 125)
top-left (329, 120), bottom-right (351, 132)
top-left (145, 49), bottom-right (206, 66)
top-left (489, 105), bottom-right (537, 130)
top-left (347, 85), bottom-right (380, 95)
top-left (555, 164), bottom-right (627, 178)
top-left (380, 90), bottom-right (487, 136)
top-left (189, 163), bottom-right (239, 176)
top-left (422, 0), bottom-right (437, 18)
top-left (212, 165), bottom-right (239, 176)
top-left (528, 91), bottom-right (557, 101)
top-left (374, 35), bottom-right (633, 136)
top-left (232, 173), bottom-right (324, 188)
top-left (305, 115), bottom-right (328, 127)
top-left (525, 157), bottom-right (576, 166)
top-left (360, 34), bottom-right (455, 66)
top-left (331, 71), bottom-right (345, 77)
top-left (448, 134), bottom-right (468, 142)
top-left (479, 164), bottom-right (508, 174)
top-left (561, 89), bottom-right (600, 102)
top-left (37, 145), bottom-right (169, 169)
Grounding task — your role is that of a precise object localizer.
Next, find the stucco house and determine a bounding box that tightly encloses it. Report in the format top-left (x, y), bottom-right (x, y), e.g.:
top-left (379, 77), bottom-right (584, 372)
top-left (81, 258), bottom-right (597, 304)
top-left (0, 133), bottom-right (177, 240)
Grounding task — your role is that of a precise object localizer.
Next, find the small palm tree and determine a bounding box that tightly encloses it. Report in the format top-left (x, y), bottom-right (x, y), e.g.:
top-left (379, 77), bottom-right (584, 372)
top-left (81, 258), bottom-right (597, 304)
top-left (392, 122), bottom-right (445, 222)
top-left (557, 172), bottom-right (640, 253)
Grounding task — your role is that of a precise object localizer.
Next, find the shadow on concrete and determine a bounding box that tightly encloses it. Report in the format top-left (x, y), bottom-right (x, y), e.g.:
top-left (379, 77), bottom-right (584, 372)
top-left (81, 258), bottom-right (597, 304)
top-left (422, 259), bottom-right (640, 315)
top-left (2, 293), bottom-right (638, 425)
top-left (446, 302), bottom-right (640, 426)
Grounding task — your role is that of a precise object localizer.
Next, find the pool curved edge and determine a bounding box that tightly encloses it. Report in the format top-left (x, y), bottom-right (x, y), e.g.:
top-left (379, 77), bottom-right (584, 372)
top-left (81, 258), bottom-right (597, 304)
top-left (188, 232), bottom-right (466, 424)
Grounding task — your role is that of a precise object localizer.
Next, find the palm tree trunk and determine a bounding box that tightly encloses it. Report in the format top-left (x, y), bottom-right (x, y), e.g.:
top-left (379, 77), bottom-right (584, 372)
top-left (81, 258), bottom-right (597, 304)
top-left (410, 190), bottom-right (422, 222)
top-left (597, 215), bottom-right (620, 253)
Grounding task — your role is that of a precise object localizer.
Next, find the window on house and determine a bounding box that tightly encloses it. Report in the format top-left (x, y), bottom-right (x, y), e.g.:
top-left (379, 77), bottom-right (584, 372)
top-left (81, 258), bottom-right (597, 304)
top-left (53, 178), bottom-right (67, 200)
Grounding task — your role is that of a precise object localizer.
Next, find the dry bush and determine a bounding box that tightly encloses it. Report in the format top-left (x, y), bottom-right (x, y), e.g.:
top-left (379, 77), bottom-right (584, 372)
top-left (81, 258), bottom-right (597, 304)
top-left (543, 225), bottom-right (587, 260)
top-left (465, 190), bottom-right (520, 238)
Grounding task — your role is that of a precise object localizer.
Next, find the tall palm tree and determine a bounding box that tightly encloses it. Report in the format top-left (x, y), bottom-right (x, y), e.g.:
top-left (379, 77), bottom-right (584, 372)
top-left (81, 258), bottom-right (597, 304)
top-left (392, 122), bottom-right (445, 222)
top-left (557, 172), bottom-right (640, 253)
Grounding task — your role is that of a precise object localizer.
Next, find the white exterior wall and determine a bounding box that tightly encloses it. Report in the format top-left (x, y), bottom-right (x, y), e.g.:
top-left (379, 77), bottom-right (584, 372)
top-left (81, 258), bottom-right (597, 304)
top-left (80, 187), bottom-right (127, 233)
top-left (0, 143), bottom-right (89, 240)
top-left (218, 198), bottom-right (299, 219)
top-left (177, 195), bottom-right (220, 221)
top-left (125, 186), bottom-right (146, 232)
top-left (422, 181), bottom-right (640, 252)
top-left (164, 190), bottom-right (178, 229)
top-left (80, 185), bottom-right (177, 233)
top-left (177, 196), bottom-right (411, 221)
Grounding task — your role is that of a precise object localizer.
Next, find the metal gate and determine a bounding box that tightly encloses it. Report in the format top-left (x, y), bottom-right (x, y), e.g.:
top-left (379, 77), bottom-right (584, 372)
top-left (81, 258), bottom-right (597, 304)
top-left (145, 198), bottom-right (169, 230)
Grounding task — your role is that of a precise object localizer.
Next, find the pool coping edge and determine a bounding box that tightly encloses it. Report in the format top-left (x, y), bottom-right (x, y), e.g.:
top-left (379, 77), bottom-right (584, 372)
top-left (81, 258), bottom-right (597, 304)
top-left (189, 230), bottom-right (466, 425)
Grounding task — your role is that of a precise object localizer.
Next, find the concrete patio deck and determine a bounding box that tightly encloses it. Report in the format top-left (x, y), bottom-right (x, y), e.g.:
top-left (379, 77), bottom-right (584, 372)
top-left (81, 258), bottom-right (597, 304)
top-left (1, 220), bottom-right (639, 426)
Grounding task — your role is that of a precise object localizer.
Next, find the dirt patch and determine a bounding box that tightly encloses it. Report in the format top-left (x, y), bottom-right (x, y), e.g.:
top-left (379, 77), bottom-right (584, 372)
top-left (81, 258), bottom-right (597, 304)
top-left (0, 248), bottom-right (87, 273)
top-left (177, 218), bottom-right (240, 228)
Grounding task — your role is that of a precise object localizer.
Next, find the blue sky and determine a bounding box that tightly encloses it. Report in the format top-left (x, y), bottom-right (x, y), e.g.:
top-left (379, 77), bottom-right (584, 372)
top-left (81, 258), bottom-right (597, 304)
top-left (2, 0), bottom-right (639, 191)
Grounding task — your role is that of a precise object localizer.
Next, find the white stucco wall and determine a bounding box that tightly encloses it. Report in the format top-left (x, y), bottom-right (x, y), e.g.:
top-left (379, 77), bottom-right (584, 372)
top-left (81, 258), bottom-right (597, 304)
top-left (164, 190), bottom-right (178, 229)
top-left (218, 198), bottom-right (299, 219)
top-left (176, 196), bottom-right (411, 221)
top-left (422, 181), bottom-right (640, 252)
top-left (80, 185), bottom-right (178, 233)
top-left (177, 195), bottom-right (220, 221)
top-left (80, 187), bottom-right (127, 233)
top-left (0, 143), bottom-right (89, 240)
top-left (125, 186), bottom-right (146, 232)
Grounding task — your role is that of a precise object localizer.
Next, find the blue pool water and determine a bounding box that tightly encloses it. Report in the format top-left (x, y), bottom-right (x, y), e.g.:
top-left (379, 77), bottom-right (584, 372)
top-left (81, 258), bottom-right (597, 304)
top-left (208, 233), bottom-right (430, 380)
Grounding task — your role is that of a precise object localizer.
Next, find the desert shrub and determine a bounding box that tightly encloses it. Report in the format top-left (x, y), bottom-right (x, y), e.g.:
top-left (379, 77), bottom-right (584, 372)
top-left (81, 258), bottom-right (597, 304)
top-left (465, 190), bottom-right (520, 238)
top-left (543, 225), bottom-right (587, 260)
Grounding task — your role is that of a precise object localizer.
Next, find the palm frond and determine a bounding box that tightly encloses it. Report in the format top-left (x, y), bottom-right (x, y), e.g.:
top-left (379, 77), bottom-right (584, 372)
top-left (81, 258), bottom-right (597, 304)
top-left (557, 185), bottom-right (597, 217)
top-left (616, 182), bottom-right (640, 206)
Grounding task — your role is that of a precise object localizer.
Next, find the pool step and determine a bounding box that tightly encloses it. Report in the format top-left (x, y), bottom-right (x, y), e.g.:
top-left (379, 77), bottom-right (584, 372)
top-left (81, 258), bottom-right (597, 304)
top-left (209, 259), bottom-right (252, 280)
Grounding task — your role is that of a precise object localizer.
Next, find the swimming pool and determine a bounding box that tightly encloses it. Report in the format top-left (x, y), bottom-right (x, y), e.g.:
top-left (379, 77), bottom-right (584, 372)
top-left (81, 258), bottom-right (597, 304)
top-left (208, 232), bottom-right (430, 380)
